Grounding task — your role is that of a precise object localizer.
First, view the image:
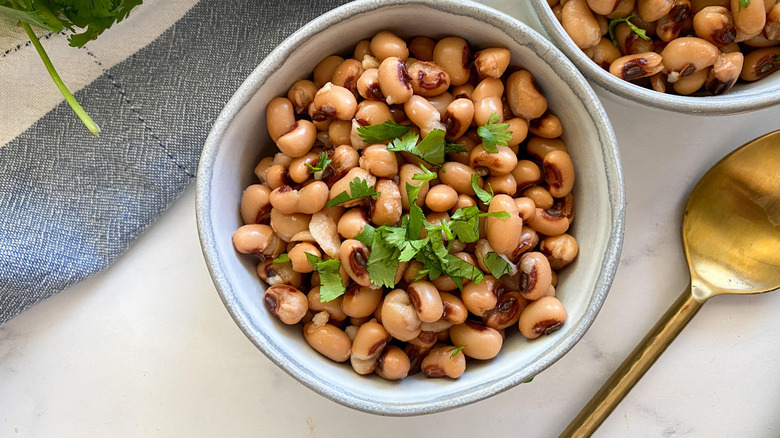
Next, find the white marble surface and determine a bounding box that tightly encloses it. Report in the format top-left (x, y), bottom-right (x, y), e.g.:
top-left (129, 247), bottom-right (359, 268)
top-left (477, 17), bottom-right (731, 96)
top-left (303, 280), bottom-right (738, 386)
top-left (2, 3), bottom-right (780, 438)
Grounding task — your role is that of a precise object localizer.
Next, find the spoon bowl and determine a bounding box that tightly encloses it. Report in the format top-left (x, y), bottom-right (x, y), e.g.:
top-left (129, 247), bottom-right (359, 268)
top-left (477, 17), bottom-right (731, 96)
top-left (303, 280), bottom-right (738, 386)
top-left (561, 130), bottom-right (780, 437)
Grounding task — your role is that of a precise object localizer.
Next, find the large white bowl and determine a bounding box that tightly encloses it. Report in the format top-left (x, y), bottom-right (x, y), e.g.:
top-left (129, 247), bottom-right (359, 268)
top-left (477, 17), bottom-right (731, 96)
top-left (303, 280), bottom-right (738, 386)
top-left (196, 0), bottom-right (624, 416)
top-left (521, 0), bottom-right (780, 115)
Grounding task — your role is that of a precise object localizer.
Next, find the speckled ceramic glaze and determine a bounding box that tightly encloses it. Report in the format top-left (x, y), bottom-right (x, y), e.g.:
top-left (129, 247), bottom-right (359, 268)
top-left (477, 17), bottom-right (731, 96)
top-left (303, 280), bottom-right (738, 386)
top-left (196, 0), bottom-right (624, 416)
top-left (523, 0), bottom-right (780, 115)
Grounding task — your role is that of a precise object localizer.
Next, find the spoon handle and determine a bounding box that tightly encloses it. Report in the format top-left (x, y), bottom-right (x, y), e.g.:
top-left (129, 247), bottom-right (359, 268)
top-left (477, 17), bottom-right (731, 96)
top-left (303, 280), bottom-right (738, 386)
top-left (560, 286), bottom-right (704, 438)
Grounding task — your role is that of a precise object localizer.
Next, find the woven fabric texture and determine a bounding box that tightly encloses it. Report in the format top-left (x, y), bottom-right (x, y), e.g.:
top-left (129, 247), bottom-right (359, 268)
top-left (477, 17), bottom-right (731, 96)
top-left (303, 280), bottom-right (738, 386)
top-left (0, 0), bottom-right (349, 323)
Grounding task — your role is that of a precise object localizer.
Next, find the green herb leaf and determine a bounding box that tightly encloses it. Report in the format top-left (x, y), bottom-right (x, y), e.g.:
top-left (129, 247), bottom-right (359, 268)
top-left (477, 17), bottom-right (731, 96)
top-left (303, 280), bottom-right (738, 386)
top-left (449, 345), bottom-right (467, 358)
top-left (358, 121), bottom-right (411, 144)
top-left (406, 182), bottom-right (426, 240)
top-left (399, 238), bottom-right (429, 262)
top-left (608, 15), bottom-right (650, 47)
top-left (354, 223), bottom-right (376, 247)
top-left (483, 252), bottom-right (513, 279)
top-left (306, 253), bottom-right (346, 302)
top-left (388, 130), bottom-right (419, 152)
top-left (774, 54), bottom-right (780, 62)
top-left (524, 377), bottom-right (535, 384)
top-left (449, 206), bottom-right (481, 243)
top-left (0, 5), bottom-right (62, 31)
top-left (272, 253), bottom-right (291, 264)
top-left (477, 113), bottom-right (513, 153)
top-left (305, 152), bottom-right (332, 174)
top-left (326, 177), bottom-right (380, 208)
top-left (389, 129), bottom-right (447, 166)
top-left (445, 142), bottom-right (468, 154)
top-left (471, 174), bottom-right (494, 205)
top-left (366, 227), bottom-right (401, 287)
top-left (739, 0), bottom-right (750, 10)
top-left (412, 163), bottom-right (438, 182)
top-left (479, 211), bottom-right (511, 219)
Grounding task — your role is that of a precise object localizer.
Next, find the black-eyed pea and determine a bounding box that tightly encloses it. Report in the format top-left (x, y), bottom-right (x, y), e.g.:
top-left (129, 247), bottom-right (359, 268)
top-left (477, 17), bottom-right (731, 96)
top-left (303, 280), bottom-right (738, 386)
top-left (296, 182), bottom-right (330, 215)
top-left (337, 208), bottom-right (369, 239)
top-left (399, 163), bottom-right (430, 209)
top-left (693, 6), bottom-right (736, 46)
top-left (288, 242), bottom-right (321, 274)
top-left (360, 145), bottom-right (398, 178)
top-left (381, 289), bottom-right (423, 341)
top-left (407, 281), bottom-right (445, 323)
top-left (483, 291), bottom-right (528, 330)
top-left (587, 37), bottom-right (623, 69)
top-left (254, 156), bottom-right (274, 183)
top-left (506, 70), bottom-right (548, 120)
top-left (308, 286), bottom-right (348, 322)
top-left (514, 197), bottom-right (537, 222)
top-left (269, 185), bottom-right (300, 215)
top-left (486, 174), bottom-right (518, 197)
top-left (270, 208), bottom-right (311, 242)
top-left (731, 0), bottom-right (766, 35)
top-left (527, 136), bottom-right (568, 161)
top-left (233, 224), bottom-right (281, 256)
top-left (403, 260), bottom-right (426, 284)
top-left (425, 92), bottom-right (454, 118)
top-left (543, 150), bottom-right (575, 198)
top-left (449, 321), bottom-right (503, 360)
top-left (656, 0), bottom-right (693, 42)
top-left (528, 207), bottom-right (570, 236)
top-left (433, 37), bottom-right (471, 86)
top-left (309, 103), bottom-right (332, 131)
top-left (705, 52), bottom-right (744, 94)
top-left (378, 56), bottom-right (413, 105)
top-left (342, 284), bottom-right (383, 318)
top-left (540, 234), bottom-right (579, 270)
top-left (355, 100), bottom-right (395, 127)
top-left (370, 30), bottom-right (409, 61)
top-left (474, 48), bottom-right (511, 78)
top-left (257, 260), bottom-right (302, 288)
top-left (404, 343), bottom-right (432, 375)
top-left (277, 120), bottom-right (317, 159)
top-left (473, 96), bottom-right (504, 126)
top-left (472, 77), bottom-right (505, 101)
top-left (607, 0), bottom-right (636, 18)
top-left (264, 284), bottom-right (308, 325)
top-left (438, 162), bottom-right (480, 196)
top-left (512, 160), bottom-right (542, 191)
top-left (523, 186), bottom-right (554, 210)
top-left (322, 145), bottom-right (360, 185)
top-left (408, 330), bottom-right (438, 349)
top-left (328, 120), bottom-right (352, 147)
top-left (518, 296), bottom-right (567, 339)
top-left (650, 72), bottom-right (669, 93)
top-left (486, 194), bottom-right (524, 256)
top-left (452, 194), bottom-right (477, 213)
top-left (561, 0), bottom-right (602, 49)
top-left (510, 226), bottom-right (540, 262)
top-left (637, 0), bottom-right (675, 22)
top-left (461, 275), bottom-right (503, 316)
top-left (529, 113), bottom-right (563, 139)
top-left (287, 80), bottom-right (318, 115)
top-left (553, 3), bottom-right (564, 20)
top-left (357, 68), bottom-right (384, 101)
top-left (740, 47), bottom-right (780, 81)
top-left (661, 37), bottom-right (719, 80)
top-left (331, 59), bottom-right (364, 97)
top-left (241, 184), bottom-right (272, 225)
top-left (545, 285), bottom-right (556, 298)
top-left (672, 67), bottom-right (708, 94)
top-left (303, 313), bottom-right (352, 362)
top-left (470, 145), bottom-right (518, 176)
top-left (421, 346), bottom-right (466, 378)
top-left (443, 98), bottom-right (475, 140)
top-left (588, 0), bottom-right (621, 14)
top-left (742, 33), bottom-right (780, 47)
top-left (451, 84), bottom-right (475, 100)
top-left (288, 152), bottom-right (319, 184)
top-left (313, 55), bottom-right (345, 88)
top-left (425, 184), bottom-right (459, 212)
top-left (519, 252), bottom-right (553, 301)
top-left (766, 3), bottom-right (780, 40)
top-left (404, 95), bottom-right (445, 135)
top-left (313, 83), bottom-right (358, 121)
top-left (408, 61), bottom-right (451, 97)
top-left (340, 239), bottom-right (371, 287)
top-left (439, 291), bottom-right (469, 325)
top-left (351, 319), bottom-right (391, 361)
top-left (266, 97), bottom-right (296, 142)
top-left (354, 39), bottom-right (373, 61)
top-left (329, 167), bottom-right (377, 208)
top-left (370, 179), bottom-right (402, 226)
top-left (500, 118), bottom-right (528, 149)
top-left (376, 345), bottom-right (411, 380)
top-left (609, 52), bottom-right (665, 80)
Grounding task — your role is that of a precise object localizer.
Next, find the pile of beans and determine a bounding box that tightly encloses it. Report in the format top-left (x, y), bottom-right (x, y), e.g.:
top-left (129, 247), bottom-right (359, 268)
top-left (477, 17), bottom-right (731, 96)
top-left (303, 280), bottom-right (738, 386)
top-left (550, 0), bottom-right (780, 94)
top-left (232, 31), bottom-right (579, 380)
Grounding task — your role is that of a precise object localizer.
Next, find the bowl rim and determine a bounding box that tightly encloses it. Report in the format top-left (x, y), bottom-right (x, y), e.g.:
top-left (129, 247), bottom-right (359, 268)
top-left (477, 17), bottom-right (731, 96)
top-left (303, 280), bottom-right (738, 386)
top-left (528, 0), bottom-right (780, 115)
top-left (196, 0), bottom-right (626, 416)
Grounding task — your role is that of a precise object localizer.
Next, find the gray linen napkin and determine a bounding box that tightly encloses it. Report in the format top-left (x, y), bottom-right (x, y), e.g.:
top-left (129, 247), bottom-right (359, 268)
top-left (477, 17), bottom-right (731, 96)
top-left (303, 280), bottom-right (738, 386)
top-left (0, 0), bottom-right (349, 323)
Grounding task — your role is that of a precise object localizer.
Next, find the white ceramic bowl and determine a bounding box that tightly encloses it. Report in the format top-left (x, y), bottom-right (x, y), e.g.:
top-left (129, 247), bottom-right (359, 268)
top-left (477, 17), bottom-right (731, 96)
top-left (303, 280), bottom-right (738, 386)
top-left (196, 0), bottom-right (624, 415)
top-left (522, 0), bottom-right (780, 115)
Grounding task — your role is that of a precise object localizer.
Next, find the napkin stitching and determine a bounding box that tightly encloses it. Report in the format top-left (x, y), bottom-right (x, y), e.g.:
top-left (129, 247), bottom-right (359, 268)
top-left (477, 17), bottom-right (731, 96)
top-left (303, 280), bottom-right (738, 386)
top-left (85, 50), bottom-right (197, 179)
top-left (2, 31), bottom-right (66, 58)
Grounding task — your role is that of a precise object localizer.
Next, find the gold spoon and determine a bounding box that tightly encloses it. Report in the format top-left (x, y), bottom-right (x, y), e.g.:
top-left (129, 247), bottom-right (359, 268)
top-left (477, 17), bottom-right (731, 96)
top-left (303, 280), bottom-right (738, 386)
top-left (561, 130), bottom-right (780, 438)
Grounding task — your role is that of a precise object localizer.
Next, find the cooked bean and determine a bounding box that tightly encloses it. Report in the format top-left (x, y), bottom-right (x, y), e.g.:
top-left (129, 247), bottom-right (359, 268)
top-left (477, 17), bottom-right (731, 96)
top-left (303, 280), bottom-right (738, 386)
top-left (353, 39), bottom-right (373, 61)
top-left (473, 48), bottom-right (511, 78)
top-left (740, 47), bottom-right (780, 81)
top-left (588, 0), bottom-right (621, 15)
top-left (342, 284), bottom-right (383, 318)
top-left (352, 319), bottom-right (390, 361)
top-left (486, 174), bottom-right (518, 197)
top-left (585, 37), bottom-right (623, 70)
top-left (510, 226), bottom-right (540, 262)
top-left (511, 160), bottom-right (542, 191)
top-left (257, 260), bottom-right (303, 287)
top-left (266, 97), bottom-right (296, 142)
top-left (312, 83), bottom-right (358, 121)
top-left (732, 0), bottom-right (766, 35)
top-left (544, 150), bottom-right (575, 198)
top-left (307, 286), bottom-right (348, 322)
top-left (691, 0), bottom-right (729, 14)
top-left (269, 185), bottom-right (299, 215)
top-left (327, 120), bottom-right (351, 148)
top-left (506, 70), bottom-right (548, 120)
top-left (523, 185), bottom-right (554, 210)
top-left (340, 239), bottom-right (371, 286)
top-left (254, 156), bottom-right (274, 183)
top-left (529, 112), bottom-right (563, 139)
top-left (270, 209), bottom-right (311, 242)
top-left (370, 30), bottom-right (409, 61)
top-left (378, 56), bottom-right (414, 105)
top-left (404, 95), bottom-right (446, 135)
top-left (433, 37), bottom-right (471, 86)
top-left (503, 117), bottom-right (530, 148)
top-left (304, 315), bottom-right (352, 362)
top-left (287, 80), bottom-right (318, 115)
top-left (288, 152), bottom-right (319, 184)
top-left (661, 37), bottom-right (719, 79)
top-left (408, 61), bottom-right (451, 97)
top-left (241, 184), bottom-right (272, 225)
top-left (331, 59), bottom-right (364, 97)
top-left (359, 145), bottom-right (398, 178)
top-left (381, 289), bottom-right (423, 341)
top-left (705, 51), bottom-right (744, 94)
top-left (313, 55), bottom-right (344, 88)
top-left (693, 6), bottom-right (736, 46)
top-left (562, 0), bottom-right (602, 49)
top-left (527, 207), bottom-right (570, 236)
top-left (421, 346), bottom-right (467, 378)
top-left (357, 68), bottom-right (384, 101)
top-left (407, 281), bottom-right (445, 323)
top-left (322, 145), bottom-right (359, 186)
top-left (443, 98), bottom-right (475, 140)
top-left (449, 320), bottom-right (503, 360)
top-left (370, 179), bottom-right (402, 226)
top-left (425, 92), bottom-right (454, 118)
top-left (421, 184), bottom-right (457, 212)
top-left (288, 242), bottom-right (321, 274)
top-left (613, 22), bottom-right (656, 55)
top-left (766, 3), bottom-right (780, 40)
top-left (399, 163), bottom-right (430, 209)
top-left (519, 252), bottom-right (554, 300)
top-left (473, 96), bottom-right (504, 126)
top-left (337, 208), bottom-right (369, 239)
top-left (656, 0), bottom-right (692, 42)
top-left (609, 52), bottom-right (665, 80)
top-left (483, 291), bottom-right (528, 330)
top-left (329, 167), bottom-right (377, 208)
top-left (672, 67), bottom-right (708, 94)
top-left (276, 120), bottom-right (317, 158)
top-left (470, 145), bottom-right (518, 176)
top-left (233, 224), bottom-right (282, 256)
top-left (540, 234), bottom-right (579, 270)
top-left (451, 84), bottom-right (475, 100)
top-left (637, 0), bottom-right (675, 22)
top-left (375, 345), bottom-right (411, 380)
top-left (527, 136), bottom-right (568, 161)
top-left (518, 296), bottom-right (567, 339)
top-left (461, 275), bottom-right (503, 316)
top-left (264, 284), bottom-right (308, 324)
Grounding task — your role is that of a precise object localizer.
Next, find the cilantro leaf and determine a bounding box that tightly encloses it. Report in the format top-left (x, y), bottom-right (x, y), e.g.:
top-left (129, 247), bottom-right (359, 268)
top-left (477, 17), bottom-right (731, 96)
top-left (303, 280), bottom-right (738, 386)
top-left (399, 238), bottom-right (429, 262)
top-left (739, 0), bottom-right (750, 10)
top-left (306, 253), bottom-right (346, 302)
top-left (477, 113), bottom-right (513, 153)
top-left (608, 15), bottom-right (650, 47)
top-left (389, 129), bottom-right (447, 166)
top-left (524, 377), bottom-right (535, 384)
top-left (354, 223), bottom-right (376, 247)
top-left (471, 174), bottom-right (494, 205)
top-left (483, 252), bottom-right (513, 279)
top-left (358, 121), bottom-right (411, 144)
top-left (326, 177), bottom-right (380, 207)
top-left (305, 152), bottom-right (332, 174)
top-left (449, 206), bottom-right (481, 243)
top-left (775, 54), bottom-right (780, 62)
top-left (406, 182), bottom-right (426, 240)
top-left (445, 142), bottom-right (468, 154)
top-left (388, 130), bottom-right (419, 152)
top-left (366, 227), bottom-right (401, 287)
top-left (480, 211), bottom-right (510, 219)
top-left (449, 345), bottom-right (467, 358)
top-left (272, 253), bottom-right (291, 264)
top-left (412, 163), bottom-right (437, 182)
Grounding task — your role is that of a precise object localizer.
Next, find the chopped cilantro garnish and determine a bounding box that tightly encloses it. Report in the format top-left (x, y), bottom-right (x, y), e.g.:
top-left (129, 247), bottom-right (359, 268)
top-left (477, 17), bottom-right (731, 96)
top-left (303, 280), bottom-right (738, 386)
top-left (608, 15), bottom-right (650, 47)
top-left (412, 163), bottom-right (438, 182)
top-left (449, 345), bottom-right (467, 358)
top-left (388, 129), bottom-right (447, 166)
top-left (739, 0), bottom-right (750, 10)
top-left (483, 252), bottom-right (513, 279)
top-left (477, 113), bottom-right (513, 153)
top-left (471, 174), bottom-right (494, 205)
top-left (445, 142), bottom-right (468, 154)
top-left (272, 253), bottom-right (291, 264)
top-left (326, 177), bottom-right (380, 208)
top-left (366, 227), bottom-right (402, 288)
top-left (305, 152), bottom-right (332, 174)
top-left (305, 253), bottom-right (345, 302)
top-left (357, 121), bottom-right (411, 144)
top-left (354, 223), bottom-right (376, 247)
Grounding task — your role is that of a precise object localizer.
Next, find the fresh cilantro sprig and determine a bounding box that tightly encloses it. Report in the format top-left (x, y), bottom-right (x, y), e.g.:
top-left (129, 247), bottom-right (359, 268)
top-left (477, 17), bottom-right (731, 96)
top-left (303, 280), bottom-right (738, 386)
top-left (483, 252), bottom-right (513, 279)
top-left (738, 0), bottom-right (750, 10)
top-left (449, 206), bottom-right (509, 243)
top-left (272, 253), bottom-right (291, 264)
top-left (412, 163), bottom-right (437, 182)
top-left (471, 174), bottom-right (495, 205)
top-left (306, 253), bottom-right (346, 302)
top-left (608, 15), bottom-right (650, 47)
top-left (326, 177), bottom-right (380, 207)
top-left (477, 113), bottom-right (513, 153)
top-left (449, 345), bottom-right (467, 358)
top-left (445, 142), bottom-right (468, 154)
top-left (357, 121), bottom-right (411, 143)
top-left (0, 0), bottom-right (143, 134)
top-left (305, 152), bottom-right (332, 174)
top-left (388, 129), bottom-right (447, 166)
